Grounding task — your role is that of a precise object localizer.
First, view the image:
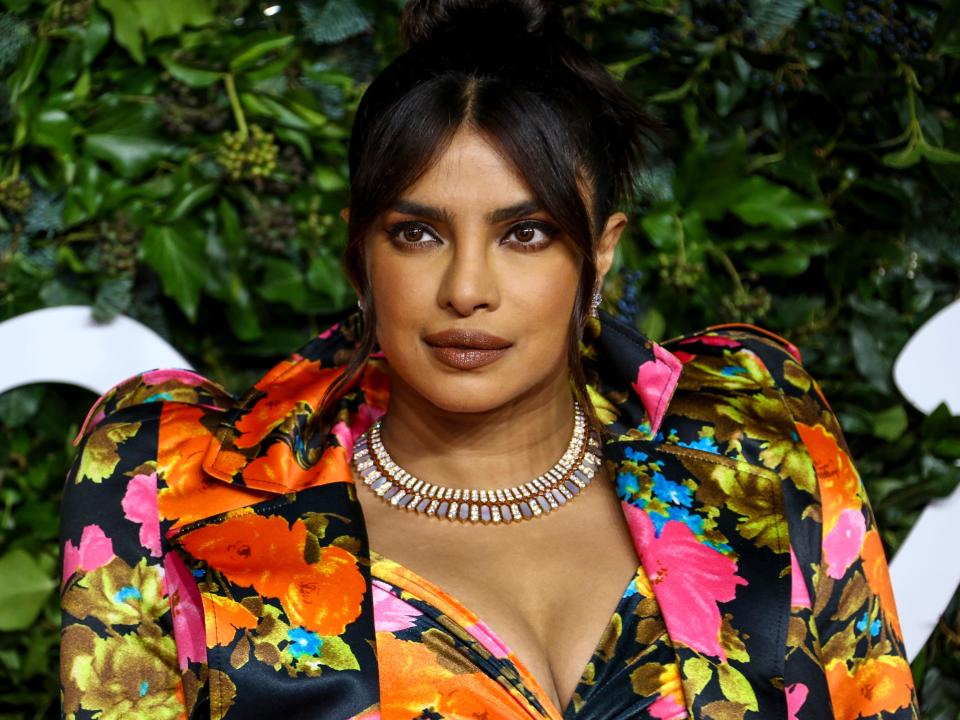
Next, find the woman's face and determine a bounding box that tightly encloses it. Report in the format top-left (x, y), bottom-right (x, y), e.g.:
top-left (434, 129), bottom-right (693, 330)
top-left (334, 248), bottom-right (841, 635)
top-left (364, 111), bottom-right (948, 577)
top-left (363, 126), bottom-right (621, 415)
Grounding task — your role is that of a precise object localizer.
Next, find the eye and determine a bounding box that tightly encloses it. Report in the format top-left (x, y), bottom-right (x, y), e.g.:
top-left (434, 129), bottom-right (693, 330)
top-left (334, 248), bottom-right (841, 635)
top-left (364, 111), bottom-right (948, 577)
top-left (385, 221), bottom-right (441, 249)
top-left (504, 221), bottom-right (561, 250)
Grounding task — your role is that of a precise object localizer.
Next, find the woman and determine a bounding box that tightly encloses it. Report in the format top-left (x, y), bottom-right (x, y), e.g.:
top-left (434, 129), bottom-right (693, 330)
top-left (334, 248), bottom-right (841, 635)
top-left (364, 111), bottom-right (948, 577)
top-left (59, 1), bottom-right (919, 719)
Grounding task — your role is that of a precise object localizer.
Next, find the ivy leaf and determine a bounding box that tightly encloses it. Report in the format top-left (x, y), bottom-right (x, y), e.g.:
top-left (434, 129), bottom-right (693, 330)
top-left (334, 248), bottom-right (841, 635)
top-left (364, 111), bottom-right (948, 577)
top-left (920, 141), bottom-right (960, 165)
top-left (32, 109), bottom-right (77, 157)
top-left (0, 12), bottom-right (31, 72)
top-left (882, 141), bottom-right (923, 169)
top-left (84, 133), bottom-right (178, 179)
top-left (0, 386), bottom-right (44, 427)
top-left (158, 53), bottom-right (222, 88)
top-left (230, 33), bottom-right (295, 73)
top-left (141, 224), bottom-right (206, 322)
top-left (872, 405), bottom-right (909, 442)
top-left (730, 176), bottom-right (831, 230)
top-left (257, 257), bottom-right (307, 310)
top-left (850, 321), bottom-right (892, 394)
top-left (745, 0), bottom-right (805, 46)
top-left (98, 0), bottom-right (216, 63)
top-left (0, 549), bottom-right (57, 631)
top-left (92, 277), bottom-right (134, 323)
top-left (298, 0), bottom-right (371, 45)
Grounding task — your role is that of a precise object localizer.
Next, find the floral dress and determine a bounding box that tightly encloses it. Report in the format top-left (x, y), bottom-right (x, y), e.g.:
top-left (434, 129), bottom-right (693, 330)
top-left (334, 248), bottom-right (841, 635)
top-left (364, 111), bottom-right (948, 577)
top-left (59, 309), bottom-right (920, 719)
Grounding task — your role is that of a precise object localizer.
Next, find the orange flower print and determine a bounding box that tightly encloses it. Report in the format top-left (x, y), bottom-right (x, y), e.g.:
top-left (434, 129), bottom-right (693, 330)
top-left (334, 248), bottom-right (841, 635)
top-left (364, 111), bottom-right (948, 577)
top-left (235, 358), bottom-right (342, 449)
top-left (178, 512), bottom-right (309, 598)
top-left (826, 656), bottom-right (914, 719)
top-left (795, 423), bottom-right (861, 533)
top-left (358, 360), bottom-right (391, 413)
top-left (243, 442), bottom-right (352, 492)
top-left (178, 512), bottom-right (365, 637)
top-left (157, 405), bottom-right (268, 529)
top-left (201, 594), bottom-right (258, 647)
top-left (282, 546), bottom-right (366, 636)
top-left (861, 528), bottom-right (904, 640)
top-left (376, 633), bottom-right (518, 719)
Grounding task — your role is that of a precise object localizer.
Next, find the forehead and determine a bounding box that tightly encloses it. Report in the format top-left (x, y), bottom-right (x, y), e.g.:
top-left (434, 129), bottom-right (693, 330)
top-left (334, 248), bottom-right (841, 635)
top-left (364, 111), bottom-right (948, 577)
top-left (401, 126), bottom-right (534, 206)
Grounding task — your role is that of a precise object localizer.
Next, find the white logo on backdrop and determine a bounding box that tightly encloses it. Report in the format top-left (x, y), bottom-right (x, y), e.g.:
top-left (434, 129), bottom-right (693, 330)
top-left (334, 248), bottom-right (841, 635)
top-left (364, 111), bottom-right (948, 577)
top-left (1, 302), bottom-right (957, 660)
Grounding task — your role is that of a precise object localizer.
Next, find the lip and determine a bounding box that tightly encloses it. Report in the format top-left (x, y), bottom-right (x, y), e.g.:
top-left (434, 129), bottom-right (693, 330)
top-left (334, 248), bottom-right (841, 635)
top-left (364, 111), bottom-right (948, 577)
top-left (423, 329), bottom-right (513, 370)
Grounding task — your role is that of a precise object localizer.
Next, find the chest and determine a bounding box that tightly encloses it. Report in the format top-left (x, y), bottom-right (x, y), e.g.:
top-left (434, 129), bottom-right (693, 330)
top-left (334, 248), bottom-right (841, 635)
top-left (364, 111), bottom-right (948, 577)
top-left (355, 465), bottom-right (640, 715)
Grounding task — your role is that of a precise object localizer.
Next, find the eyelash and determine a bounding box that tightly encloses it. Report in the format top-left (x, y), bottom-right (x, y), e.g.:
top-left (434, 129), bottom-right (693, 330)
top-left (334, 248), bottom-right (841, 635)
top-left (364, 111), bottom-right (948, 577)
top-left (384, 220), bottom-right (561, 252)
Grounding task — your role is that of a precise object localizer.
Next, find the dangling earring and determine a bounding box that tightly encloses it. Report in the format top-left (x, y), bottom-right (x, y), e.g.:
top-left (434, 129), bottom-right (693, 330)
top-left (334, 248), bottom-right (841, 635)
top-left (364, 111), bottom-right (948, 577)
top-left (589, 287), bottom-right (602, 318)
top-left (357, 296), bottom-right (365, 313)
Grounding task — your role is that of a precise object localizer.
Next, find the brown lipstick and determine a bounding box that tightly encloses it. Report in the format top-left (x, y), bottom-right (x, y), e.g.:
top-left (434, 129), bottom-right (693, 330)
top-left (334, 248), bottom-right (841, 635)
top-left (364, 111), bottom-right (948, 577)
top-left (423, 329), bottom-right (512, 370)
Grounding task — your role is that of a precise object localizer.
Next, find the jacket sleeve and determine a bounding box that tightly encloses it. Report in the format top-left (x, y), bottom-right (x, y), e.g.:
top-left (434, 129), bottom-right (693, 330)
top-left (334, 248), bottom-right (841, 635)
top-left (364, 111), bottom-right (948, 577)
top-left (60, 401), bottom-right (199, 720)
top-left (745, 332), bottom-right (921, 720)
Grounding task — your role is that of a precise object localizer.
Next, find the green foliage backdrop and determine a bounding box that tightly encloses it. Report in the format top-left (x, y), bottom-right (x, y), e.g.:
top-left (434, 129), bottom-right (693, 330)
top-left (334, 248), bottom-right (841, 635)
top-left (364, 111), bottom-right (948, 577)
top-left (1, 0), bottom-right (959, 716)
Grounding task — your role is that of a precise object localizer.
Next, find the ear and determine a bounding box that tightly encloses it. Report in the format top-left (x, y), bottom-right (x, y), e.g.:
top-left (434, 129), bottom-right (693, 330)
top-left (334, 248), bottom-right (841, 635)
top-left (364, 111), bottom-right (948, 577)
top-left (595, 211), bottom-right (627, 283)
top-left (339, 207), bottom-right (350, 224)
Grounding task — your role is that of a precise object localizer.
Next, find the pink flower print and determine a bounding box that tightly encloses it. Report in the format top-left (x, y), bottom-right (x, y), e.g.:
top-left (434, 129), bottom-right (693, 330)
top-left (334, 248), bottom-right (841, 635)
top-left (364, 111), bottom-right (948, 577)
top-left (163, 551), bottom-right (207, 669)
top-left (622, 502), bottom-right (747, 659)
top-left (678, 335), bottom-right (741, 348)
top-left (372, 580), bottom-right (421, 633)
top-left (142, 369), bottom-right (206, 386)
top-left (62, 524), bottom-right (114, 586)
top-left (317, 322), bottom-right (340, 340)
top-left (333, 403), bottom-right (387, 461)
top-left (649, 694), bottom-right (687, 719)
top-left (121, 472), bottom-right (161, 557)
top-left (786, 682), bottom-right (809, 720)
top-left (824, 508), bottom-right (866, 580)
top-left (790, 547), bottom-right (811, 609)
top-left (465, 619), bottom-right (511, 659)
top-left (632, 344), bottom-right (682, 435)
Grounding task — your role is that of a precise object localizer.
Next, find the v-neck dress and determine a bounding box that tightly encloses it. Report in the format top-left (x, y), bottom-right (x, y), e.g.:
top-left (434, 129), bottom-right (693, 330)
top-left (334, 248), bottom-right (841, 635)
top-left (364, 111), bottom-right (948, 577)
top-left (369, 549), bottom-right (689, 720)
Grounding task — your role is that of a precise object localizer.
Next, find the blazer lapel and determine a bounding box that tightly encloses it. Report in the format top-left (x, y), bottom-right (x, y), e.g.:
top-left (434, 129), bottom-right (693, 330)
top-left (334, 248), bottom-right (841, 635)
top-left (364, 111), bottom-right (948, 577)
top-left (594, 315), bottom-right (792, 717)
top-left (163, 311), bottom-right (386, 719)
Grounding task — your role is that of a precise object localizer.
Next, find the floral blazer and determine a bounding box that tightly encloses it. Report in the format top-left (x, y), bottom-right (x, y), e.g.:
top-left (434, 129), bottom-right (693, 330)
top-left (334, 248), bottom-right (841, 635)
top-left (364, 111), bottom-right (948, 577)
top-left (59, 309), bottom-right (919, 719)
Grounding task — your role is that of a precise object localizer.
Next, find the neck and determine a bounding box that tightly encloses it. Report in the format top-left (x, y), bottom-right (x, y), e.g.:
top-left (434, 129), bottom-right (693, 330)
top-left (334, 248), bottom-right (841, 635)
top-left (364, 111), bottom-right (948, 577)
top-left (377, 370), bottom-right (577, 492)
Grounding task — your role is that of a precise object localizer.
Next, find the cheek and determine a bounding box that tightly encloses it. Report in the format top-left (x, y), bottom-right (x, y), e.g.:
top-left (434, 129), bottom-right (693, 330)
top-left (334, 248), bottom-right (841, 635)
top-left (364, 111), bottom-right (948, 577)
top-left (367, 253), bottom-right (430, 348)
top-left (507, 256), bottom-right (581, 330)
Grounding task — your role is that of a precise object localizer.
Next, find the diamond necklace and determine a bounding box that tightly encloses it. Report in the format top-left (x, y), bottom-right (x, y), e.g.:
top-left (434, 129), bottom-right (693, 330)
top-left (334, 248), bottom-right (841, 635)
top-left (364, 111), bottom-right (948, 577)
top-left (350, 399), bottom-right (603, 524)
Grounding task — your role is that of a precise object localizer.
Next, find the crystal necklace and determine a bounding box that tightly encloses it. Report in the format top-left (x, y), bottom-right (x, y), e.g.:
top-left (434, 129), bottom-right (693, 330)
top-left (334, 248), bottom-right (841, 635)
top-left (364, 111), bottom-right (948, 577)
top-left (350, 399), bottom-right (603, 524)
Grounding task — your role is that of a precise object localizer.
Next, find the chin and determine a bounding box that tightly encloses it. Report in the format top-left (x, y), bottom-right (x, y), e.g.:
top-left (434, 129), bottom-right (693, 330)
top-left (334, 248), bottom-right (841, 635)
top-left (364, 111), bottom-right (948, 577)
top-left (415, 377), bottom-right (522, 415)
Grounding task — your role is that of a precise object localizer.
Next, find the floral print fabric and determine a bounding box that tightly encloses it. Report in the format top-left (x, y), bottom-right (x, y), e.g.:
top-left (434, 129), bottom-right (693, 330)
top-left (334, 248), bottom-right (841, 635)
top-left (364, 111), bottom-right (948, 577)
top-left (59, 309), bottom-right (919, 719)
top-left (370, 549), bottom-right (686, 720)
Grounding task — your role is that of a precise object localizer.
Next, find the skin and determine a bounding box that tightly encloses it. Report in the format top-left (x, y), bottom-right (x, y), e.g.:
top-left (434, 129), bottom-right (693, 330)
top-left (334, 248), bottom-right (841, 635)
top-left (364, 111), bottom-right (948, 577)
top-left (339, 125), bottom-right (639, 713)
top-left (342, 125), bottom-right (627, 490)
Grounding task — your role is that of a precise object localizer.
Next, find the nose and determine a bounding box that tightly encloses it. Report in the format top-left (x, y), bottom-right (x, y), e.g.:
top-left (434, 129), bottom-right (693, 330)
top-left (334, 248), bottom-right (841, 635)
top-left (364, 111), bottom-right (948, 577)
top-left (436, 240), bottom-right (500, 317)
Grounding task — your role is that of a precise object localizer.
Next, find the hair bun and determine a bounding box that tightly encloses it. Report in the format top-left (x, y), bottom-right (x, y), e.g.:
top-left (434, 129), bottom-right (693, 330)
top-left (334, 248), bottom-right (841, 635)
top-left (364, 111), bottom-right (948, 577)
top-left (399, 0), bottom-right (563, 48)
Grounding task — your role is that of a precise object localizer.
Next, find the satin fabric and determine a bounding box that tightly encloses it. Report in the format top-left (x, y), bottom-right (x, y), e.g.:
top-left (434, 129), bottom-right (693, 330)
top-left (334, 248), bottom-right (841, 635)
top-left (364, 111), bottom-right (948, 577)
top-left (59, 309), bottom-right (919, 719)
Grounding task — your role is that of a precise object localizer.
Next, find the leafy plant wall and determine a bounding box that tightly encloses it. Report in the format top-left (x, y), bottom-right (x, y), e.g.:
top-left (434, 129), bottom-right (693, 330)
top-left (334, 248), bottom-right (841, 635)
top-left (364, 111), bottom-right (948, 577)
top-left (1, 0), bottom-right (958, 716)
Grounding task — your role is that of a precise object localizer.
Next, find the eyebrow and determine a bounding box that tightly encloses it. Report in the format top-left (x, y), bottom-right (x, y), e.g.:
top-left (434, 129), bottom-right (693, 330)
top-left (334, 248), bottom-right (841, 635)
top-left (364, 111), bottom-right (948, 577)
top-left (389, 198), bottom-right (546, 224)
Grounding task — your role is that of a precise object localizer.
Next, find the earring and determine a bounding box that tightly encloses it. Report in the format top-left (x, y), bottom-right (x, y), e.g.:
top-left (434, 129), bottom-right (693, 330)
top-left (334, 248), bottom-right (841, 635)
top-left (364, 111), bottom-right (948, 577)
top-left (357, 297), bottom-right (365, 313)
top-left (589, 288), bottom-right (602, 318)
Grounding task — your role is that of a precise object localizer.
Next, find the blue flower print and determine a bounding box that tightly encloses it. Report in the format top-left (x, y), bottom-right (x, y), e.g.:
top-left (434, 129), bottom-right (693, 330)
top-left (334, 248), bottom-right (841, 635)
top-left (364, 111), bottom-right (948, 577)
top-left (288, 627), bottom-right (323, 658)
top-left (617, 471), bottom-right (641, 498)
top-left (114, 585), bottom-right (142, 603)
top-left (856, 611), bottom-right (881, 637)
top-left (677, 434), bottom-right (721, 455)
top-left (624, 446), bottom-right (648, 462)
top-left (652, 472), bottom-right (693, 507)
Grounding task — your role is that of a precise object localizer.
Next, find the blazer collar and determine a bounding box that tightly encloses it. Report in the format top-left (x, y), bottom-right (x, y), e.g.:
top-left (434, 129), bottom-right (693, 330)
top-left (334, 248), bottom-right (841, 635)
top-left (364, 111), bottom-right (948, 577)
top-left (199, 308), bottom-right (683, 492)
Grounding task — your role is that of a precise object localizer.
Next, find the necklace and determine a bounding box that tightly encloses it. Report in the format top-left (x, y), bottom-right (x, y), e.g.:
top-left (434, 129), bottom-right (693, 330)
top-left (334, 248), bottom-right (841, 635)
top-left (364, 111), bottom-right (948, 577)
top-left (350, 399), bottom-right (603, 524)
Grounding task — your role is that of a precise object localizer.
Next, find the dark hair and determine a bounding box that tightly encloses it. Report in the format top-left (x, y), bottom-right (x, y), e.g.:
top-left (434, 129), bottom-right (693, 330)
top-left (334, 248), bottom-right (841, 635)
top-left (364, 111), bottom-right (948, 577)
top-left (323, 0), bottom-right (668, 433)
